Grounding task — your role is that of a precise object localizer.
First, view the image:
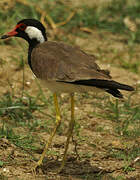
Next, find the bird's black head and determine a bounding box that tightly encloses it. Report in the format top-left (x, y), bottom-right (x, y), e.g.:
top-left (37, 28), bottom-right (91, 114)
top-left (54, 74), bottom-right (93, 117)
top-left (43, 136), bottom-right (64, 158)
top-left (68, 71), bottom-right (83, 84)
top-left (1, 19), bottom-right (47, 45)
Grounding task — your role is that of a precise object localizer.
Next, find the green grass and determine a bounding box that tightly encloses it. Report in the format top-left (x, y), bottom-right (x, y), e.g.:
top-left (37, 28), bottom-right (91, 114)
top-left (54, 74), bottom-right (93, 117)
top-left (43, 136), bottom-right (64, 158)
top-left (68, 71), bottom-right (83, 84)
top-left (0, 128), bottom-right (37, 151)
top-left (1, 0), bottom-right (140, 40)
top-left (0, 0), bottom-right (140, 179)
top-left (0, 92), bottom-right (40, 124)
top-left (0, 91), bottom-right (42, 150)
top-left (1, 0), bottom-right (140, 73)
top-left (109, 145), bottom-right (139, 174)
top-left (96, 96), bottom-right (140, 138)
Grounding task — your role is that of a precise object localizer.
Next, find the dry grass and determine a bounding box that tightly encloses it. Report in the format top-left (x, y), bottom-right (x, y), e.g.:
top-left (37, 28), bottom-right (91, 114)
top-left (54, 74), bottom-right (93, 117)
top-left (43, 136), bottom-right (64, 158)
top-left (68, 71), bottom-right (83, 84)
top-left (0, 0), bottom-right (140, 179)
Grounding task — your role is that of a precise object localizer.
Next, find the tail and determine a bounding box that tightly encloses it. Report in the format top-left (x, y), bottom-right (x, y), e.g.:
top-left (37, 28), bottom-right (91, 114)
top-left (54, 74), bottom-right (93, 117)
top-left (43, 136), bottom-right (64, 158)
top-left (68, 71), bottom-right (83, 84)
top-left (60, 79), bottom-right (134, 98)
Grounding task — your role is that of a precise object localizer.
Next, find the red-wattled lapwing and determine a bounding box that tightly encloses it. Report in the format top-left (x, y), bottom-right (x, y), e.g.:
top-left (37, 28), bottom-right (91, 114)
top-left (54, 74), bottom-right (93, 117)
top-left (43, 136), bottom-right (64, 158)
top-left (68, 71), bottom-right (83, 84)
top-left (1, 19), bottom-right (134, 172)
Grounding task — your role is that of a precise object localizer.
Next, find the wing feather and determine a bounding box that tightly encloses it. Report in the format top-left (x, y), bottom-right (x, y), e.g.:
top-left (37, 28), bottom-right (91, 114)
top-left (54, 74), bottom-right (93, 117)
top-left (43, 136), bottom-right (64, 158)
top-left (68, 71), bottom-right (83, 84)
top-left (31, 41), bottom-right (111, 81)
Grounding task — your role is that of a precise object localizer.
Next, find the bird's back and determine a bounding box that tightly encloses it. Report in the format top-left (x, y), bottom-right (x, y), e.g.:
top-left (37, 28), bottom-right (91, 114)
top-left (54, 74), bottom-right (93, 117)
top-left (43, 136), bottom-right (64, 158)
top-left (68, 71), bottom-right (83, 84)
top-left (30, 41), bottom-right (134, 97)
top-left (31, 41), bottom-right (111, 82)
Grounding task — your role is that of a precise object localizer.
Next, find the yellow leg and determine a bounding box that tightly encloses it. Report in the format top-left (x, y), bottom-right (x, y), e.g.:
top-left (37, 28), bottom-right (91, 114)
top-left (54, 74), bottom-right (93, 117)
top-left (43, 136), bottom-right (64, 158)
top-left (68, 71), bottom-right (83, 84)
top-left (58, 93), bottom-right (75, 173)
top-left (35, 93), bottom-right (61, 168)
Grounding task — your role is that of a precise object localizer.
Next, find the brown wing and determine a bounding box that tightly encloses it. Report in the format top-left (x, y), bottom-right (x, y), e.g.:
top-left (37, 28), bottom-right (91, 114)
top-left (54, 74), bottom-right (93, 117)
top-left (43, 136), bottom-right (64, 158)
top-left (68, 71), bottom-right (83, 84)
top-left (31, 41), bottom-right (111, 81)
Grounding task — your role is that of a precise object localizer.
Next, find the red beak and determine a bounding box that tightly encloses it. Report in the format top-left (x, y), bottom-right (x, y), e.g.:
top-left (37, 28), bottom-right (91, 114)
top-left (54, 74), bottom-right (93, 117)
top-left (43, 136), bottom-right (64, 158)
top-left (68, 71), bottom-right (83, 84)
top-left (1, 28), bottom-right (18, 39)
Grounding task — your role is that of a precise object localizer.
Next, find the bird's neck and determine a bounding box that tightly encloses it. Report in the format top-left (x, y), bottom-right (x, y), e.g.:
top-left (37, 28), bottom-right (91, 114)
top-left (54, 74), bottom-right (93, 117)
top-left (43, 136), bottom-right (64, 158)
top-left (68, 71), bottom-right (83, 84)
top-left (28, 38), bottom-right (47, 70)
top-left (28, 39), bottom-right (39, 70)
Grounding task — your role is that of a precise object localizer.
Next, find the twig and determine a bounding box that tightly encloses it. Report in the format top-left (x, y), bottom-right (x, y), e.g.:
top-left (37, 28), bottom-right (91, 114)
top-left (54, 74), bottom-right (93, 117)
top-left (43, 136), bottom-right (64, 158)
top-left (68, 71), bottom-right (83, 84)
top-left (56, 11), bottom-right (75, 27)
top-left (15, 0), bottom-right (75, 30)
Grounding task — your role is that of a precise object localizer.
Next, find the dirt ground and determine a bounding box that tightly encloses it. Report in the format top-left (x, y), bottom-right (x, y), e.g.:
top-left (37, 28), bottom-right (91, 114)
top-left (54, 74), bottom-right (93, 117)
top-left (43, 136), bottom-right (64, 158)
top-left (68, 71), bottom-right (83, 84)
top-left (0, 25), bottom-right (140, 180)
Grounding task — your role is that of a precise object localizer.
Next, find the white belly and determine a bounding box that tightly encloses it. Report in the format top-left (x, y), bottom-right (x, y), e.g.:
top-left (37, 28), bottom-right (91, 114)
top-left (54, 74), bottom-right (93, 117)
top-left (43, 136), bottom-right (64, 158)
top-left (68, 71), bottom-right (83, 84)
top-left (39, 80), bottom-right (103, 93)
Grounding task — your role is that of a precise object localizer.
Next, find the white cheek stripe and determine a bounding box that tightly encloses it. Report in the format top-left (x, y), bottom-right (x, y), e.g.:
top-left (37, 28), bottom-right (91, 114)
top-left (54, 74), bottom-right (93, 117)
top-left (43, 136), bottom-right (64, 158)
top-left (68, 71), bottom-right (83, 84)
top-left (25, 26), bottom-right (45, 43)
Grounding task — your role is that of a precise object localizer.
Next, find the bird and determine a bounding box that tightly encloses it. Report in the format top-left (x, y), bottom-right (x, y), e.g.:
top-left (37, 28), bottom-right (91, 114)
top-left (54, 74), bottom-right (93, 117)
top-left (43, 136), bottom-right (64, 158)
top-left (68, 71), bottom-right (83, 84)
top-left (1, 19), bottom-right (134, 172)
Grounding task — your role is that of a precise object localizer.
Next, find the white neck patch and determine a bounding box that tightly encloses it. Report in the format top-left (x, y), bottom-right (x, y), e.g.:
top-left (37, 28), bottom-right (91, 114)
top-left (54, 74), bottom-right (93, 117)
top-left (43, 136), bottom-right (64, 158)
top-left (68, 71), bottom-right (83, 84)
top-left (25, 26), bottom-right (45, 43)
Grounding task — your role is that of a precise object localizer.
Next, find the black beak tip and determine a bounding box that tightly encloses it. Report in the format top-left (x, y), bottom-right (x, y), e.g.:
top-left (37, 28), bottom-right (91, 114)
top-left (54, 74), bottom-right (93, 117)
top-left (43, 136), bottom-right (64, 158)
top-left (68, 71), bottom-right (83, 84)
top-left (1, 35), bottom-right (9, 39)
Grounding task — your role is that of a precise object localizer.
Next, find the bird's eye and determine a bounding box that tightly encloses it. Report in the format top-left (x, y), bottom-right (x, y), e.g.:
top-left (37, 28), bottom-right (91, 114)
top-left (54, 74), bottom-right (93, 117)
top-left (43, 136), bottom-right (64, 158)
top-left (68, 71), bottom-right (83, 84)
top-left (19, 24), bottom-right (26, 31)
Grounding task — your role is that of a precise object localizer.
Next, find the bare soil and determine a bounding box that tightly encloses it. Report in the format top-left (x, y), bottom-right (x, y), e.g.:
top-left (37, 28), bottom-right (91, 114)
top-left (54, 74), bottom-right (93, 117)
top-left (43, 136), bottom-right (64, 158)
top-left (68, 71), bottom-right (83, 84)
top-left (0, 31), bottom-right (140, 179)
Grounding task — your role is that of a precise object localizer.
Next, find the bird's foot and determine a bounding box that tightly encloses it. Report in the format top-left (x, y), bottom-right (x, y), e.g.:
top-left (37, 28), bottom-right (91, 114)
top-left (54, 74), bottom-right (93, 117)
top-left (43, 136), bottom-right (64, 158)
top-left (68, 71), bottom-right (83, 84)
top-left (32, 159), bottom-right (43, 175)
top-left (56, 160), bottom-right (65, 174)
